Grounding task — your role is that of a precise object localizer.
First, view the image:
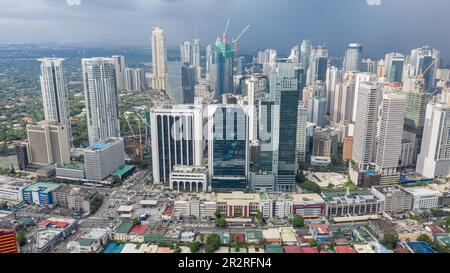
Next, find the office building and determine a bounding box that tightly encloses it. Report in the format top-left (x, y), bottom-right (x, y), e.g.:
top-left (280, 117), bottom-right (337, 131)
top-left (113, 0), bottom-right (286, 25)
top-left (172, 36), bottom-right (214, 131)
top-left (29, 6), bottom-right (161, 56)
top-left (193, 37), bottom-right (201, 81)
top-left (308, 96), bottom-right (327, 127)
top-left (207, 104), bottom-right (248, 190)
top-left (403, 188), bottom-right (443, 209)
top-left (270, 60), bottom-right (300, 192)
top-left (296, 104), bottom-right (307, 163)
top-left (38, 58), bottom-right (72, 146)
top-left (409, 46), bottom-right (440, 92)
top-left (352, 82), bottom-right (382, 169)
top-left (300, 39), bottom-right (312, 70)
top-left (416, 102), bottom-right (450, 178)
top-left (308, 45), bottom-right (328, 85)
top-left (170, 165), bottom-right (208, 192)
top-left (352, 72), bottom-right (376, 123)
top-left (22, 182), bottom-right (61, 206)
top-left (343, 43), bottom-right (363, 72)
top-left (181, 63), bottom-right (196, 104)
top-left (216, 192), bottom-right (260, 218)
top-left (384, 52), bottom-right (405, 83)
top-left (372, 185), bottom-right (413, 213)
top-left (82, 57), bottom-right (120, 144)
top-left (322, 190), bottom-right (384, 217)
top-left (375, 92), bottom-right (406, 184)
top-left (84, 138), bottom-right (125, 182)
top-left (26, 121), bottom-right (70, 166)
top-left (150, 105), bottom-right (204, 185)
top-left (111, 55), bottom-right (126, 91)
top-left (180, 41), bottom-right (192, 64)
top-left (151, 26), bottom-right (168, 91)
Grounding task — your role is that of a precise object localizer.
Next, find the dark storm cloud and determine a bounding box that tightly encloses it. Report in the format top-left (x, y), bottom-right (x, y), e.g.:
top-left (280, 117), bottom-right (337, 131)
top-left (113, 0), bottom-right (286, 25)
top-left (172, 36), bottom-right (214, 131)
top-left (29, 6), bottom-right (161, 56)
top-left (0, 0), bottom-right (449, 59)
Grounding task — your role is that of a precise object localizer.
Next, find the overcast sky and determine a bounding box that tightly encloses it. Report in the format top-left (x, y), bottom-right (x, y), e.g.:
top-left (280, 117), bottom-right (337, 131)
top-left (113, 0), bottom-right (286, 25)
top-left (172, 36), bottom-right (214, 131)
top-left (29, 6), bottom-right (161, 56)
top-left (1, 0), bottom-right (449, 59)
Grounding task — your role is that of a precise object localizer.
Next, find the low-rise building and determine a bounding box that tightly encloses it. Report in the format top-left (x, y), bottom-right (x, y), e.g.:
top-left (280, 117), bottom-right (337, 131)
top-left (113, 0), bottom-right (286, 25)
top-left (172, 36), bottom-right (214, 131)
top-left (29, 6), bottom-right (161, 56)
top-left (309, 224), bottom-right (332, 242)
top-left (371, 185), bottom-right (413, 213)
top-left (56, 163), bottom-right (85, 180)
top-left (259, 192), bottom-right (292, 219)
top-left (291, 193), bottom-right (326, 218)
top-left (0, 176), bottom-right (30, 203)
top-left (216, 192), bottom-right (260, 218)
top-left (170, 165), bottom-right (208, 192)
top-left (403, 187), bottom-right (443, 209)
top-left (52, 186), bottom-right (101, 215)
top-left (36, 217), bottom-right (76, 253)
top-left (22, 182), bottom-right (61, 206)
top-left (322, 190), bottom-right (384, 218)
top-left (173, 193), bottom-right (216, 219)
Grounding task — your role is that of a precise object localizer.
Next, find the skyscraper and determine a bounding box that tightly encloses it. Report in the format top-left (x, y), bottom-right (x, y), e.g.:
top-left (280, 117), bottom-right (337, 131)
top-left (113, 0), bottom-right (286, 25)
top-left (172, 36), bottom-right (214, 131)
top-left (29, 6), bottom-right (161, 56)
top-left (300, 39), bottom-right (312, 70)
top-left (193, 37), bottom-right (201, 82)
top-left (352, 82), bottom-right (382, 169)
top-left (38, 58), bottom-right (72, 146)
top-left (181, 63), bottom-right (195, 104)
top-left (150, 105), bottom-right (203, 185)
top-left (343, 43), bottom-right (363, 72)
top-left (416, 102), bottom-right (450, 178)
top-left (270, 60), bottom-right (300, 192)
top-left (111, 55), bottom-right (126, 91)
top-left (214, 37), bottom-right (234, 101)
top-left (296, 104), bottom-right (307, 163)
top-left (151, 26), bottom-right (168, 91)
top-left (410, 46), bottom-right (440, 92)
top-left (82, 57), bottom-right (120, 144)
top-left (375, 92), bottom-right (406, 184)
top-left (207, 104), bottom-right (248, 191)
top-left (308, 45), bottom-right (328, 85)
top-left (180, 41), bottom-right (192, 64)
top-left (384, 52), bottom-right (405, 83)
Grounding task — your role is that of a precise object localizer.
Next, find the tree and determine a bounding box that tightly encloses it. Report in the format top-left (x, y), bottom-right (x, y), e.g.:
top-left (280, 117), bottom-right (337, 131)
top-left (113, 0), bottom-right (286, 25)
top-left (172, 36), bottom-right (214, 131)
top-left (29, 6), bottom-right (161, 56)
top-left (446, 216), bottom-right (450, 226)
top-left (132, 218), bottom-right (141, 226)
top-left (292, 215), bottom-right (305, 228)
top-left (255, 211), bottom-right (263, 222)
top-left (216, 217), bottom-right (227, 227)
top-left (174, 245), bottom-right (181, 253)
top-left (300, 180), bottom-right (321, 193)
top-left (17, 231), bottom-right (27, 246)
top-left (381, 233), bottom-right (398, 249)
top-left (204, 233), bottom-right (221, 253)
top-left (215, 209), bottom-right (222, 219)
top-left (188, 241), bottom-right (200, 253)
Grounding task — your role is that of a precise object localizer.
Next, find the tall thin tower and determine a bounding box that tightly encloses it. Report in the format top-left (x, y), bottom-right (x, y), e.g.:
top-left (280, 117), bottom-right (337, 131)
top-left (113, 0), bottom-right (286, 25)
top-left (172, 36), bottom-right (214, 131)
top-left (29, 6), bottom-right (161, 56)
top-left (151, 26), bottom-right (168, 91)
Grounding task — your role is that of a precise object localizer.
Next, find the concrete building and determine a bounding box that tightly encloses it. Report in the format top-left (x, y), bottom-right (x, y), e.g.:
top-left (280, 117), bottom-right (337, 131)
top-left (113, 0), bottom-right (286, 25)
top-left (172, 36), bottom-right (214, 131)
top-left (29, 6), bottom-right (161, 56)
top-left (26, 121), bottom-right (70, 166)
top-left (111, 55), bottom-right (126, 91)
top-left (150, 104), bottom-right (203, 185)
top-left (56, 163), bottom-right (85, 180)
top-left (371, 185), bottom-right (413, 213)
top-left (151, 27), bottom-right (168, 91)
top-left (82, 57), bottom-right (120, 144)
top-left (52, 186), bottom-right (101, 215)
top-left (416, 102), bottom-right (450, 178)
top-left (343, 136), bottom-right (353, 161)
top-left (322, 190), bottom-right (384, 218)
top-left (0, 176), bottom-right (30, 203)
top-left (38, 58), bottom-right (72, 146)
top-left (22, 182), bottom-right (61, 206)
top-left (170, 165), bottom-right (208, 192)
top-left (291, 194), bottom-right (326, 218)
top-left (403, 188), bottom-right (443, 209)
top-left (216, 192), bottom-right (260, 218)
top-left (84, 138), bottom-right (125, 182)
top-left (375, 92), bottom-right (406, 184)
top-left (343, 43), bottom-right (363, 72)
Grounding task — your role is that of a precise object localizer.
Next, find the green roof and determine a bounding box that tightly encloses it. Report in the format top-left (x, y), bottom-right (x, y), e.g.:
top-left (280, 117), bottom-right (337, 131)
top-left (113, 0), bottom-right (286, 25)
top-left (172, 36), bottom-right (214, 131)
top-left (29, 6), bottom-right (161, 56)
top-left (266, 244), bottom-right (284, 253)
top-left (435, 234), bottom-right (450, 246)
top-left (78, 238), bottom-right (95, 247)
top-left (61, 163), bottom-right (85, 170)
top-left (115, 222), bottom-right (134, 234)
top-left (245, 229), bottom-right (262, 241)
top-left (144, 234), bottom-right (177, 243)
top-left (24, 182), bottom-right (61, 193)
top-left (15, 217), bottom-right (33, 225)
top-left (259, 192), bottom-right (268, 200)
top-left (113, 165), bottom-right (135, 177)
top-left (229, 247), bottom-right (247, 253)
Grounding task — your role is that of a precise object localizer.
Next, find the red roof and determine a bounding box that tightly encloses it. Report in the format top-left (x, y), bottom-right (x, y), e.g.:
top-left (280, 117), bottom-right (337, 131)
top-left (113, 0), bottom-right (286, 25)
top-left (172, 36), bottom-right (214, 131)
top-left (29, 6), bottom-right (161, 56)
top-left (299, 247), bottom-right (319, 253)
top-left (310, 224), bottom-right (330, 234)
top-left (424, 224), bottom-right (444, 234)
top-left (320, 250), bottom-right (331, 253)
top-left (130, 224), bottom-right (149, 235)
top-left (162, 205), bottom-right (173, 216)
top-left (231, 233), bottom-right (246, 243)
top-left (335, 246), bottom-right (357, 254)
top-left (297, 235), bottom-right (310, 244)
top-left (39, 220), bottom-right (69, 228)
top-left (283, 246), bottom-right (303, 253)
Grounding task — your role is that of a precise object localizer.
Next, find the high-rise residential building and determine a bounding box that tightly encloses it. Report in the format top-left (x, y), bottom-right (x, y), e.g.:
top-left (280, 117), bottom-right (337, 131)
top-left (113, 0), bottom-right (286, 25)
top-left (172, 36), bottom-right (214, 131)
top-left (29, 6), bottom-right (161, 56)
top-left (207, 104), bottom-right (248, 191)
top-left (26, 120), bottom-right (70, 166)
top-left (125, 68), bottom-right (147, 91)
top-left (384, 52), bottom-right (405, 83)
top-left (262, 49), bottom-right (277, 76)
top-left (410, 46), bottom-right (440, 92)
top-left (150, 105), bottom-right (204, 185)
top-left (214, 37), bottom-right (234, 101)
top-left (288, 45), bottom-right (300, 65)
top-left (246, 74), bottom-right (270, 141)
top-left (416, 102), bottom-right (450, 178)
top-left (332, 73), bottom-right (356, 124)
top-left (84, 137), bottom-right (125, 182)
top-left (326, 66), bottom-right (343, 116)
top-left (180, 41), bottom-right (192, 64)
top-left (375, 92), bottom-right (406, 184)
top-left (181, 63), bottom-right (195, 104)
top-left (296, 104), bottom-right (307, 163)
top-left (193, 37), bottom-right (201, 81)
top-left (352, 72), bottom-right (376, 123)
top-left (38, 58), bottom-right (72, 146)
top-left (111, 55), bottom-right (126, 91)
top-left (312, 127), bottom-right (333, 157)
top-left (308, 45), bottom-right (328, 85)
top-left (300, 39), bottom-right (312, 70)
top-left (352, 82), bottom-right (382, 169)
top-left (270, 60), bottom-right (300, 192)
top-left (343, 43), bottom-right (363, 72)
top-left (309, 96), bottom-right (327, 128)
top-left (151, 26), bottom-right (168, 91)
top-left (125, 68), bottom-right (134, 91)
top-left (82, 57), bottom-right (120, 144)
top-left (206, 43), bottom-right (214, 84)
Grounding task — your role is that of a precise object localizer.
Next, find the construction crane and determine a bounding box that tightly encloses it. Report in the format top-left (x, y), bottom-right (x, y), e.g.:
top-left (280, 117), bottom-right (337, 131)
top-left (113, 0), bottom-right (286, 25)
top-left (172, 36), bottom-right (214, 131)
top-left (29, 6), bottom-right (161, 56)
top-left (232, 24), bottom-right (250, 56)
top-left (417, 58), bottom-right (438, 92)
top-left (223, 18), bottom-right (230, 42)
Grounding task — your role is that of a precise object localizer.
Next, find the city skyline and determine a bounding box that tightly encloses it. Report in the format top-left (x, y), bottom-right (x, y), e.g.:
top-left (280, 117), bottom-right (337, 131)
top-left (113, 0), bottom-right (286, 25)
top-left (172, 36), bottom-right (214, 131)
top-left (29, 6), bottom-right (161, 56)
top-left (1, 0), bottom-right (450, 60)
